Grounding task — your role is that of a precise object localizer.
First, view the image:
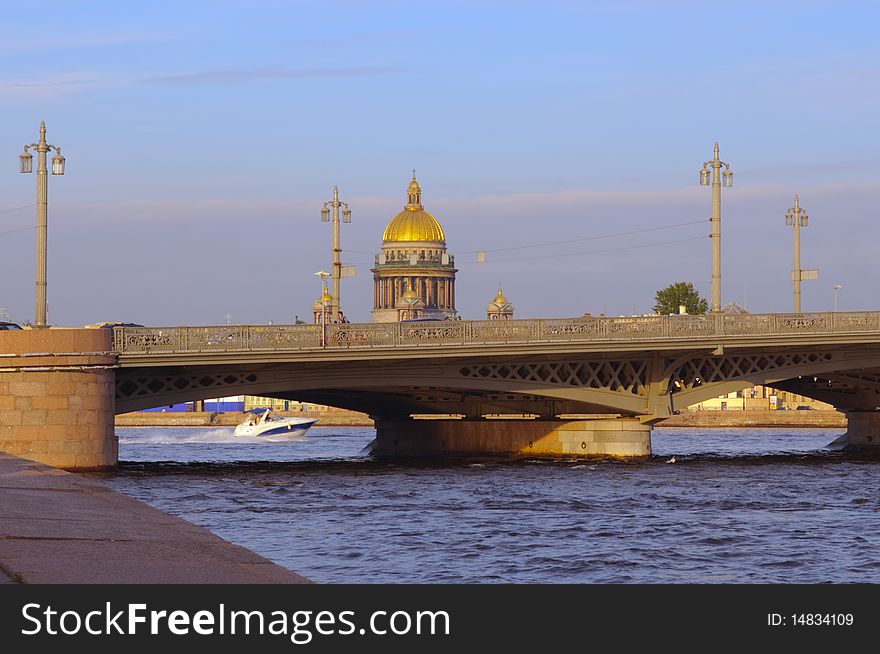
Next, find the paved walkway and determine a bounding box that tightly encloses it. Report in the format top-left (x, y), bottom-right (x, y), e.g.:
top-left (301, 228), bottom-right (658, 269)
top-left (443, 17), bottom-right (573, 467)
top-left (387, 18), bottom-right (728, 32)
top-left (0, 453), bottom-right (310, 584)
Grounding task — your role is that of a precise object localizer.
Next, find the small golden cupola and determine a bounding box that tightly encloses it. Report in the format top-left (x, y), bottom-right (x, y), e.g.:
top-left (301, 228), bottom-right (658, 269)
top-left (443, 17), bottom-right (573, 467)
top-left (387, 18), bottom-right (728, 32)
top-left (395, 280), bottom-right (427, 321)
top-left (312, 287), bottom-right (333, 325)
top-left (371, 172), bottom-right (458, 323)
top-left (486, 286), bottom-right (514, 320)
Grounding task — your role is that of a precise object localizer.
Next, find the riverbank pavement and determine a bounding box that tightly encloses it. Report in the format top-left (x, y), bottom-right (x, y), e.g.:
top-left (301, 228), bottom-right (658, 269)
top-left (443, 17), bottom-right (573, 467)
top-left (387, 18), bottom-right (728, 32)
top-left (0, 453), bottom-right (310, 584)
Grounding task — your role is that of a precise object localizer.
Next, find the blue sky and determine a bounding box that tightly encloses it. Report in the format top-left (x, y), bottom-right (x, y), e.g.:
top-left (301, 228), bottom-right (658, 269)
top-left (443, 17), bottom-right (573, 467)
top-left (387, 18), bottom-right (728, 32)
top-left (1, 0), bottom-right (879, 325)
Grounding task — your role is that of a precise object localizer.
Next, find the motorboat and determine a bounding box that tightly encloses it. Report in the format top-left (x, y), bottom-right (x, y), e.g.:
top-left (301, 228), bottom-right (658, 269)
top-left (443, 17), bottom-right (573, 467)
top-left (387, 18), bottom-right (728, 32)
top-left (234, 408), bottom-right (318, 438)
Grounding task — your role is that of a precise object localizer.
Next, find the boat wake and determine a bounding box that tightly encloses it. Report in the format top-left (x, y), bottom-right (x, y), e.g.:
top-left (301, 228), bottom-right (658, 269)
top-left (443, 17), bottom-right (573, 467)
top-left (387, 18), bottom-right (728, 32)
top-left (117, 428), bottom-right (308, 445)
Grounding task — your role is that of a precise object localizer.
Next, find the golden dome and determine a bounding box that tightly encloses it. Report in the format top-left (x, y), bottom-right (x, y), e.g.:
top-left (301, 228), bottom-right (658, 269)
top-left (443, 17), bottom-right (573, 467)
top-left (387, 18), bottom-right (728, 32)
top-left (397, 289), bottom-right (424, 308)
top-left (313, 287), bottom-right (332, 309)
top-left (382, 172), bottom-right (446, 244)
top-left (488, 287), bottom-right (512, 311)
top-left (383, 209), bottom-right (446, 243)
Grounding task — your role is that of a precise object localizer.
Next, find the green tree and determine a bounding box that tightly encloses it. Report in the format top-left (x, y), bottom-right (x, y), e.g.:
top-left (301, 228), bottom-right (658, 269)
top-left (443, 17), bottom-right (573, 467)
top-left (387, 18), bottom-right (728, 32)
top-left (653, 281), bottom-right (708, 315)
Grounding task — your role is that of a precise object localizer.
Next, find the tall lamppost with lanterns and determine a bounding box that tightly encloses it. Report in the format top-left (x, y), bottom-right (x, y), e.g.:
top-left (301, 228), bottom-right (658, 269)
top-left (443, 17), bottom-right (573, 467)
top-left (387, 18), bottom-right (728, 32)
top-left (321, 186), bottom-right (353, 320)
top-left (833, 284), bottom-right (843, 312)
top-left (699, 142), bottom-right (733, 314)
top-left (785, 194), bottom-right (818, 313)
top-left (19, 121), bottom-right (65, 328)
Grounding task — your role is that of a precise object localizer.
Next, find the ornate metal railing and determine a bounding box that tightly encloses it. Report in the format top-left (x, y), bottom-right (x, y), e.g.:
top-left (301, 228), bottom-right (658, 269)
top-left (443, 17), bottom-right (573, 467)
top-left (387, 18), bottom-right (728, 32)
top-left (112, 311), bottom-right (880, 355)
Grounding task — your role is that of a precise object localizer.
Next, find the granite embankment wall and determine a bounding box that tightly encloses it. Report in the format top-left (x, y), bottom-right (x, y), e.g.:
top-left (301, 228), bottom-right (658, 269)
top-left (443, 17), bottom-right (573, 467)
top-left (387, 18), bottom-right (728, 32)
top-left (115, 409), bottom-right (847, 429)
top-left (655, 409), bottom-right (846, 428)
top-left (1, 329), bottom-right (116, 469)
top-left (115, 409), bottom-right (373, 427)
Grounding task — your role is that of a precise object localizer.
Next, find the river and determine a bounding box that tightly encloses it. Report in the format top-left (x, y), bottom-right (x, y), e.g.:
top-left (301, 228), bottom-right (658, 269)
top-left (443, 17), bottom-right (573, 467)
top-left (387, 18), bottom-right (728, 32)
top-left (93, 425), bottom-right (880, 583)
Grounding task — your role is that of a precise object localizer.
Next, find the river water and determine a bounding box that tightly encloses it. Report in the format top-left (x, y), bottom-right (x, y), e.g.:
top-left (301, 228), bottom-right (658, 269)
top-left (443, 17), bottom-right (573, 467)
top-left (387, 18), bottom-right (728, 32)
top-left (93, 425), bottom-right (880, 584)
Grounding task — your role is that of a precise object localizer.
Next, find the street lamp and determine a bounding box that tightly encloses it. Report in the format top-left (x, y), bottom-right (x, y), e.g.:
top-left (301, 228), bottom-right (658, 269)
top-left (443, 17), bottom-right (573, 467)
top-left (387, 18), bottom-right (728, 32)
top-left (699, 142), bottom-right (733, 314)
top-left (785, 194), bottom-right (817, 313)
top-left (321, 186), bottom-right (353, 320)
top-left (314, 270), bottom-right (331, 348)
top-left (19, 121), bottom-right (65, 328)
top-left (833, 284), bottom-right (843, 312)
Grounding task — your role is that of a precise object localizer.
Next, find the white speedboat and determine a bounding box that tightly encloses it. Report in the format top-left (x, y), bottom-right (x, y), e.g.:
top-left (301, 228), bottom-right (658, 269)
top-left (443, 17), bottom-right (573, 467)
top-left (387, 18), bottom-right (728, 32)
top-left (234, 408), bottom-right (318, 438)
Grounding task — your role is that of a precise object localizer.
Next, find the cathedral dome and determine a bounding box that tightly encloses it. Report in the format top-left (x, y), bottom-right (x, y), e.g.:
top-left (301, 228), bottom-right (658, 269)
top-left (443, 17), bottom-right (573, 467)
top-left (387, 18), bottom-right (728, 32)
top-left (382, 209), bottom-right (445, 243)
top-left (382, 172), bottom-right (446, 244)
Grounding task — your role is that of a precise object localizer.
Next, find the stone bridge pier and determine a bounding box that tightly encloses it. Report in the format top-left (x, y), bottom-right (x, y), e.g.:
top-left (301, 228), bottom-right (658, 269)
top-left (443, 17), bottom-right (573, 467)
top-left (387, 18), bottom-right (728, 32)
top-left (373, 417), bottom-right (652, 458)
top-left (839, 412), bottom-right (880, 448)
top-left (0, 329), bottom-right (116, 470)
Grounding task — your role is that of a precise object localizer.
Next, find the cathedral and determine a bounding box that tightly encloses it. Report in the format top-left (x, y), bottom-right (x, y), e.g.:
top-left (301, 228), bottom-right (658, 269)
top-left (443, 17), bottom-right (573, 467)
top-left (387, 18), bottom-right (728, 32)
top-left (313, 172), bottom-right (515, 323)
top-left (371, 173), bottom-right (459, 322)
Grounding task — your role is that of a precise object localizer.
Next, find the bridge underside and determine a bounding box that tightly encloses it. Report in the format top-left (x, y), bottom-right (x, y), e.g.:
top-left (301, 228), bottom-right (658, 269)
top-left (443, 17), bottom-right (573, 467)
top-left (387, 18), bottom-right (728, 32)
top-left (115, 343), bottom-right (880, 457)
top-left (116, 344), bottom-right (880, 416)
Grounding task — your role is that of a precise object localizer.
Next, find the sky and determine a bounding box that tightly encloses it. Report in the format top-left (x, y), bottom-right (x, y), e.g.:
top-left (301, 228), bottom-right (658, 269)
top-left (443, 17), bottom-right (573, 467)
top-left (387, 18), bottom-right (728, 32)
top-left (1, 0), bottom-right (879, 326)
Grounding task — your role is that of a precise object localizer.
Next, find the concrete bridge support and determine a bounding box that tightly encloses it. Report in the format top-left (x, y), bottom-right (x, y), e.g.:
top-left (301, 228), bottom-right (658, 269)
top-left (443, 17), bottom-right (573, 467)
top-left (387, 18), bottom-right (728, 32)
top-left (0, 329), bottom-right (116, 470)
top-left (373, 417), bottom-right (652, 458)
top-left (841, 411), bottom-right (880, 449)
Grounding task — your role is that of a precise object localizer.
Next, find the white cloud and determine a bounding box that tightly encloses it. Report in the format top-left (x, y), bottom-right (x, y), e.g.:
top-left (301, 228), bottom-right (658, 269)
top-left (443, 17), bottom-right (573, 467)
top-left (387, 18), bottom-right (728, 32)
top-left (138, 66), bottom-right (404, 85)
top-left (0, 30), bottom-right (170, 53)
top-left (0, 72), bottom-right (106, 98)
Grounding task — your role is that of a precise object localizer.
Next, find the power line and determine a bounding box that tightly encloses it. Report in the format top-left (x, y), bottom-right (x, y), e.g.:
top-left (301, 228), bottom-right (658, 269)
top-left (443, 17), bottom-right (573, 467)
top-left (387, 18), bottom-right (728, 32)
top-left (0, 225), bottom-right (36, 237)
top-left (457, 219), bottom-right (705, 254)
top-left (344, 235), bottom-right (707, 264)
top-left (342, 217), bottom-right (705, 257)
top-left (457, 235), bottom-right (707, 265)
top-left (0, 203), bottom-right (35, 215)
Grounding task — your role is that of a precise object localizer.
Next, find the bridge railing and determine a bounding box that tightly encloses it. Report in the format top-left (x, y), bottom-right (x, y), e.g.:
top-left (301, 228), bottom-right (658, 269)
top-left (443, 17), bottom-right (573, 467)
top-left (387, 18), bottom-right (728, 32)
top-left (112, 311), bottom-right (880, 354)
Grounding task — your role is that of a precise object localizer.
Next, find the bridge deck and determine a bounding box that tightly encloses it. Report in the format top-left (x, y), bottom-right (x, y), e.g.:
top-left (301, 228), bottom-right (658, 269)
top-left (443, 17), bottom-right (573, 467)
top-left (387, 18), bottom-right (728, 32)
top-left (113, 312), bottom-right (880, 365)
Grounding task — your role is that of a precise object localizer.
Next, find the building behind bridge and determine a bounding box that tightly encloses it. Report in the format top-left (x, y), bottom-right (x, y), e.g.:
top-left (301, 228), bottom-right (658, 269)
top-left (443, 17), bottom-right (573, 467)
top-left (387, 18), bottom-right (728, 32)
top-left (370, 173), bottom-right (459, 322)
top-left (310, 172), bottom-right (517, 323)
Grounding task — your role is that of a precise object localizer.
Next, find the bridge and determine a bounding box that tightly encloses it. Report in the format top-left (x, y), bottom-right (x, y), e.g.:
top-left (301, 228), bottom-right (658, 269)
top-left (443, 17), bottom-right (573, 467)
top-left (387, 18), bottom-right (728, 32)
top-left (4, 311), bottom-right (880, 469)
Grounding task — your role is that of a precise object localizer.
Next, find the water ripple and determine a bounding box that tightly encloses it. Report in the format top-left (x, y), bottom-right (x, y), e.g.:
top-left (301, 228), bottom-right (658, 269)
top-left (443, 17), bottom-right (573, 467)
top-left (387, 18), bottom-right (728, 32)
top-left (94, 425), bottom-right (880, 583)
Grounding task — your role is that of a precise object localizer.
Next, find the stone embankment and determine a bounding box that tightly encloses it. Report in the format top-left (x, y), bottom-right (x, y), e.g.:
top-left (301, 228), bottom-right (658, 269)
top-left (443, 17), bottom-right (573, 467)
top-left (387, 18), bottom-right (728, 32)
top-left (1, 328), bottom-right (116, 469)
top-left (115, 409), bottom-right (846, 429)
top-left (115, 409), bottom-right (373, 427)
top-left (0, 452), bottom-right (310, 584)
top-left (655, 409), bottom-right (846, 428)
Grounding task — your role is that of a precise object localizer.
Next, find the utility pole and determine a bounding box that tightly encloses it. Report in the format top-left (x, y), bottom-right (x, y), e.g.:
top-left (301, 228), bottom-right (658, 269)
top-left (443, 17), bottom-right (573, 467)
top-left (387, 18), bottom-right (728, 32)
top-left (699, 143), bottom-right (733, 314)
top-left (785, 194), bottom-right (817, 313)
top-left (321, 186), bottom-right (353, 320)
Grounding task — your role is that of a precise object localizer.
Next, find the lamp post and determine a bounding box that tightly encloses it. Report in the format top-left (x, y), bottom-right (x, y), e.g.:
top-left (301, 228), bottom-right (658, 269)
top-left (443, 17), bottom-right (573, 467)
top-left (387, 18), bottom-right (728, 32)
top-left (785, 194), bottom-right (818, 313)
top-left (19, 121), bottom-right (65, 328)
top-left (833, 284), bottom-right (843, 312)
top-left (699, 142), bottom-right (733, 314)
top-left (314, 270), bottom-right (331, 348)
top-left (321, 186), bottom-right (352, 320)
